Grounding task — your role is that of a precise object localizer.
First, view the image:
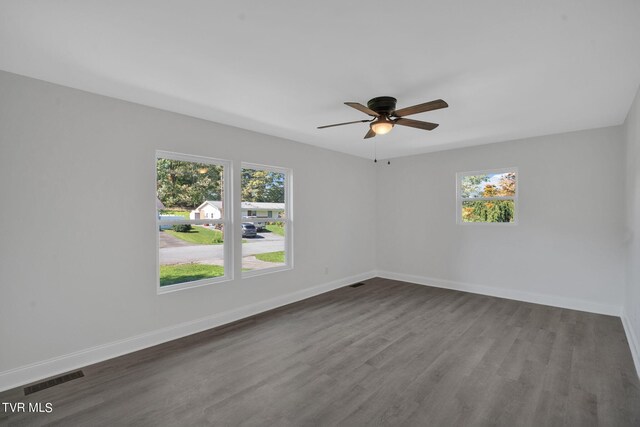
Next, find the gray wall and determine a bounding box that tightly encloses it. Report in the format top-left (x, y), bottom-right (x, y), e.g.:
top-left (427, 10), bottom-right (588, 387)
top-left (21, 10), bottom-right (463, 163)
top-left (376, 127), bottom-right (627, 313)
top-left (1, 69), bottom-right (637, 386)
top-left (624, 85), bottom-right (640, 371)
top-left (0, 71), bottom-right (377, 373)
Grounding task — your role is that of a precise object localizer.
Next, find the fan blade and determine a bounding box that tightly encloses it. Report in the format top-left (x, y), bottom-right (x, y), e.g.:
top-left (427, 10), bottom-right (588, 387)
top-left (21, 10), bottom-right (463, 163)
top-left (364, 128), bottom-right (376, 139)
top-left (317, 119), bottom-right (371, 129)
top-left (394, 118), bottom-right (439, 131)
top-left (345, 102), bottom-right (380, 117)
top-left (393, 99), bottom-right (448, 117)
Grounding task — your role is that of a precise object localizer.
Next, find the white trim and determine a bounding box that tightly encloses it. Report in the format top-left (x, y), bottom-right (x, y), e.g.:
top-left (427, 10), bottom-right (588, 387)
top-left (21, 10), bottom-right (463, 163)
top-left (621, 307), bottom-right (640, 379)
top-left (225, 161), bottom-right (235, 283)
top-left (242, 265), bottom-right (292, 279)
top-left (240, 163), bottom-right (293, 278)
top-left (286, 169), bottom-right (294, 269)
top-left (156, 150), bottom-right (229, 165)
top-left (376, 270), bottom-right (621, 316)
top-left (457, 166), bottom-right (519, 178)
top-left (241, 161), bottom-right (290, 175)
top-left (157, 275), bottom-right (231, 295)
top-left (0, 271), bottom-right (377, 393)
top-left (155, 151), bottom-right (234, 293)
top-left (457, 197), bottom-right (518, 205)
top-left (456, 167), bottom-right (518, 225)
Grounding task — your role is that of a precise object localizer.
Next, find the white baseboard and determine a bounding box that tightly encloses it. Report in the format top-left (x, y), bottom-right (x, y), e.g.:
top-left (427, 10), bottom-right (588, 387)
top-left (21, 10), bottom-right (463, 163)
top-left (621, 307), bottom-right (640, 379)
top-left (376, 270), bottom-right (622, 317)
top-left (0, 271), bottom-right (376, 393)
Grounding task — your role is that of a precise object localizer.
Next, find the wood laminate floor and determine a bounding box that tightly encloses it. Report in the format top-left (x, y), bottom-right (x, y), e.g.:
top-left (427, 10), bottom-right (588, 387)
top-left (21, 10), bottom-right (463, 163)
top-left (1, 278), bottom-right (639, 426)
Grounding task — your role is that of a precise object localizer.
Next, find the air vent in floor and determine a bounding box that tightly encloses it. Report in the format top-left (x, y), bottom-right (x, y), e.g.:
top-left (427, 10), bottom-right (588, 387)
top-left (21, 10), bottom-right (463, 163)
top-left (24, 370), bottom-right (85, 396)
top-left (350, 282), bottom-right (367, 288)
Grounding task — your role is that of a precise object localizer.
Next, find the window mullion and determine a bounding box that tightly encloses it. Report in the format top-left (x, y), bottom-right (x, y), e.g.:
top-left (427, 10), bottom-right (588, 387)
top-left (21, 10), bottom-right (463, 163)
top-left (456, 168), bottom-right (518, 224)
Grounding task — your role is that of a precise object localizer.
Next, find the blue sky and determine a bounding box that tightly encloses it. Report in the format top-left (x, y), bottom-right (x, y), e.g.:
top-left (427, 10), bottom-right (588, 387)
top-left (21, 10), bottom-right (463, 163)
top-left (464, 172), bottom-right (514, 198)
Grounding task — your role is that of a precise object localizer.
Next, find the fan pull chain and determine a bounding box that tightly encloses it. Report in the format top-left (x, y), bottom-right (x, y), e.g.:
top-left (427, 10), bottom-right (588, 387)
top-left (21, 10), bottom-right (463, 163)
top-left (374, 140), bottom-right (377, 163)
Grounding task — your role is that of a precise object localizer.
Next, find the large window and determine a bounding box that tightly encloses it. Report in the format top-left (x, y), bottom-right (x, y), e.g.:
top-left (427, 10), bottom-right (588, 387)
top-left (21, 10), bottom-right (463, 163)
top-left (241, 163), bottom-right (292, 276)
top-left (156, 151), bottom-right (232, 293)
top-left (456, 168), bottom-right (518, 224)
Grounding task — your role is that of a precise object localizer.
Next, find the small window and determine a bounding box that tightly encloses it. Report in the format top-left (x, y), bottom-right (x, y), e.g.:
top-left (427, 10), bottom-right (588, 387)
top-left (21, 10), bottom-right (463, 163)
top-left (456, 168), bottom-right (517, 224)
top-left (156, 151), bottom-right (232, 293)
top-left (241, 163), bottom-right (292, 276)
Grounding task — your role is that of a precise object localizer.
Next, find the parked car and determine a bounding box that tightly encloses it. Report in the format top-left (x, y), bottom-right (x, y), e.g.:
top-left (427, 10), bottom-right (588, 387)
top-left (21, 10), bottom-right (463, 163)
top-left (242, 222), bottom-right (257, 238)
top-left (243, 216), bottom-right (266, 230)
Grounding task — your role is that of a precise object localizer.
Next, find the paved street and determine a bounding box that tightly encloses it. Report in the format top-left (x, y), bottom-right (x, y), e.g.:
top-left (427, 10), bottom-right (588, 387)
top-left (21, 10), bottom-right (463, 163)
top-left (159, 232), bottom-right (284, 265)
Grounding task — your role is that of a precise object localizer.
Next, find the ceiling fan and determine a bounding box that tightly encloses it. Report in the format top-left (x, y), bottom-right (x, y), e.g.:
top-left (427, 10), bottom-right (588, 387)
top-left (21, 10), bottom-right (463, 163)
top-left (318, 96), bottom-right (448, 139)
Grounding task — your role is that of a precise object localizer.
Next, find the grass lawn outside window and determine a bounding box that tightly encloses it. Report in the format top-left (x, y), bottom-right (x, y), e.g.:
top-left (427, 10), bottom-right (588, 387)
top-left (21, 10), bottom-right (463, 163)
top-left (265, 224), bottom-right (285, 236)
top-left (164, 226), bottom-right (224, 245)
top-left (160, 263), bottom-right (224, 287)
top-left (254, 251), bottom-right (285, 263)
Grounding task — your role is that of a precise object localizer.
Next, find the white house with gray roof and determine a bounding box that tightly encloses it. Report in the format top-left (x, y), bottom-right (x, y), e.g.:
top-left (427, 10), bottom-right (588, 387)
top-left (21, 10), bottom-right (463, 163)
top-left (192, 201), bottom-right (285, 227)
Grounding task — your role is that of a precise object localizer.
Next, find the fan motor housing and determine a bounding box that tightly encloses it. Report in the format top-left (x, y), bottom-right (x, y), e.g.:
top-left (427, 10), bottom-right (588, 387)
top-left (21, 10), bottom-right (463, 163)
top-left (367, 96), bottom-right (397, 115)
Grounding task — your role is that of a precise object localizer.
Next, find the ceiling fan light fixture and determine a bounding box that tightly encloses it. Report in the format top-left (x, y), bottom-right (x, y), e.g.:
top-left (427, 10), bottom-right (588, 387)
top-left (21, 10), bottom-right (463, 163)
top-left (371, 117), bottom-right (394, 135)
top-left (317, 97), bottom-right (447, 139)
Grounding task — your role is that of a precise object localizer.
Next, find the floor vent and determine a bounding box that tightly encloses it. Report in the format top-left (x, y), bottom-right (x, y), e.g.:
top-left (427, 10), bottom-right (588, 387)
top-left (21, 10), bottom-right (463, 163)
top-left (350, 282), bottom-right (367, 288)
top-left (24, 370), bottom-right (85, 396)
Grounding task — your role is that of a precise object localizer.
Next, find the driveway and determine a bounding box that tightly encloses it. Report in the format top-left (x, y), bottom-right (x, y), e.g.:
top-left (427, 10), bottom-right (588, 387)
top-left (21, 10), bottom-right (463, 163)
top-left (159, 231), bottom-right (193, 248)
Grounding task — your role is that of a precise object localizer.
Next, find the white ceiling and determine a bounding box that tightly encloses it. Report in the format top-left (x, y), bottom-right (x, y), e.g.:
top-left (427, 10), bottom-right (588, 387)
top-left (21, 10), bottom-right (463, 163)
top-left (1, 1), bottom-right (640, 159)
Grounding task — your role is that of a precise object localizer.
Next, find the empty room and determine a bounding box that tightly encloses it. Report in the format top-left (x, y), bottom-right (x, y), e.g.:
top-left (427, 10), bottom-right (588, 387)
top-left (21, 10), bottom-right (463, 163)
top-left (1, 1), bottom-right (640, 426)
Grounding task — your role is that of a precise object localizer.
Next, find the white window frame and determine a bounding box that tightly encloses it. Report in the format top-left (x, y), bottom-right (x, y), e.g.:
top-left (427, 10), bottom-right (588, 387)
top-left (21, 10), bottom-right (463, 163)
top-left (456, 167), bottom-right (518, 225)
top-left (241, 162), bottom-right (293, 278)
top-left (156, 150), bottom-right (233, 294)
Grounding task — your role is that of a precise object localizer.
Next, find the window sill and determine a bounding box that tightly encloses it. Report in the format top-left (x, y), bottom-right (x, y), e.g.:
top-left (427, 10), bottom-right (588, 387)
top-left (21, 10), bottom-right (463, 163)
top-left (457, 221), bottom-right (519, 226)
top-left (242, 265), bottom-right (292, 279)
top-left (157, 275), bottom-right (231, 295)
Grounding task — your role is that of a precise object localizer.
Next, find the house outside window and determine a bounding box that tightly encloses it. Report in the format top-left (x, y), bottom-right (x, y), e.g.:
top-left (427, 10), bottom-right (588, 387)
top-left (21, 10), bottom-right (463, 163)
top-left (241, 163), bottom-right (292, 276)
top-left (156, 151), bottom-right (232, 293)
